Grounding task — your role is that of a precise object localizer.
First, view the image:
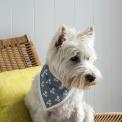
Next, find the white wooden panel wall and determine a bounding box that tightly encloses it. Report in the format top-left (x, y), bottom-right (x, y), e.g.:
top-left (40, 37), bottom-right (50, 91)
top-left (0, 0), bottom-right (12, 38)
top-left (94, 0), bottom-right (111, 112)
top-left (111, 0), bottom-right (122, 112)
top-left (0, 0), bottom-right (122, 112)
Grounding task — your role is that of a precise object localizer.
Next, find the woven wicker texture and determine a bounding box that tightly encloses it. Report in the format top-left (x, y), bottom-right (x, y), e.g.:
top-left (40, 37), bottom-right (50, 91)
top-left (0, 35), bottom-right (40, 72)
top-left (95, 112), bottom-right (122, 122)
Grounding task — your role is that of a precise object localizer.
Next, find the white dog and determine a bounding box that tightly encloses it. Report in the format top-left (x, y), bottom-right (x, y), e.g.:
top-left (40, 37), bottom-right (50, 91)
top-left (25, 25), bottom-right (101, 122)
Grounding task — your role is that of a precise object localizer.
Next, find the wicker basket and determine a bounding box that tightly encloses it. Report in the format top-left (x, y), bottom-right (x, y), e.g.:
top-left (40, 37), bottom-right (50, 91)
top-left (95, 112), bottom-right (122, 122)
top-left (0, 35), bottom-right (40, 72)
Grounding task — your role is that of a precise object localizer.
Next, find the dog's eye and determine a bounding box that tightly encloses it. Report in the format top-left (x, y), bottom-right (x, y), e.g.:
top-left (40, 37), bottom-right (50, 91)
top-left (86, 57), bottom-right (90, 60)
top-left (70, 55), bottom-right (80, 63)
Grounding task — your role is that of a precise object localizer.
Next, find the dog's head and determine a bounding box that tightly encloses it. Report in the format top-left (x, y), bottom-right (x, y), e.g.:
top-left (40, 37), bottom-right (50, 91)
top-left (46, 25), bottom-right (102, 89)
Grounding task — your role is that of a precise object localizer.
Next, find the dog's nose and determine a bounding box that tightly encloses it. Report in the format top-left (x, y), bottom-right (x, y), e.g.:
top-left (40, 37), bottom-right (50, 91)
top-left (85, 74), bottom-right (96, 82)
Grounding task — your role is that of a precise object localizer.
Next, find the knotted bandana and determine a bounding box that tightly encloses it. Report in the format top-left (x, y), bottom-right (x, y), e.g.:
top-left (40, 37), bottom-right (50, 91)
top-left (39, 64), bottom-right (73, 110)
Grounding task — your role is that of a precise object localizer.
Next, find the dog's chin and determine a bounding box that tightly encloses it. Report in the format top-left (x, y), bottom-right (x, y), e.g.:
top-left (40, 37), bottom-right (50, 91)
top-left (84, 81), bottom-right (96, 89)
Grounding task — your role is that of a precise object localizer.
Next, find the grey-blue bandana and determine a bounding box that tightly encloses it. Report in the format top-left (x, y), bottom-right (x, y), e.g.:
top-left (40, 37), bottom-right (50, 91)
top-left (39, 64), bottom-right (72, 110)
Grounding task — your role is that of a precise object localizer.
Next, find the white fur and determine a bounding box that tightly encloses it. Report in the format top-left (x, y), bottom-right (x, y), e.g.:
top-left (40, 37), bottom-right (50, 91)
top-left (25, 25), bottom-right (101, 122)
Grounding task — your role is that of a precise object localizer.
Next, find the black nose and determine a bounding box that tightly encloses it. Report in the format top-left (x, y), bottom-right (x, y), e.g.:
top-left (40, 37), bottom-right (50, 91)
top-left (85, 74), bottom-right (96, 82)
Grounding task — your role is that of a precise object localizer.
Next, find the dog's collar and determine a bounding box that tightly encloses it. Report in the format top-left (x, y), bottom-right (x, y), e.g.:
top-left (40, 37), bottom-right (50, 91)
top-left (39, 64), bottom-right (73, 110)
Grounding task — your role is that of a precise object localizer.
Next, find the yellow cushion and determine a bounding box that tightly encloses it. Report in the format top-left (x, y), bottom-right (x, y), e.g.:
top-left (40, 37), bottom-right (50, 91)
top-left (0, 66), bottom-right (42, 122)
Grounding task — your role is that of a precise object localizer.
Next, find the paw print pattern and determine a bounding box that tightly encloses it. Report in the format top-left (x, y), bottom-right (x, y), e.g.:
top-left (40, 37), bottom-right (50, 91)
top-left (41, 81), bottom-right (44, 87)
top-left (41, 69), bottom-right (48, 78)
top-left (50, 88), bottom-right (55, 94)
top-left (45, 79), bottom-right (51, 84)
top-left (46, 99), bottom-right (52, 106)
top-left (44, 69), bottom-right (48, 75)
top-left (55, 96), bottom-right (61, 102)
top-left (53, 78), bottom-right (59, 82)
top-left (42, 91), bottom-right (48, 97)
top-left (40, 64), bottom-right (70, 108)
top-left (63, 90), bottom-right (68, 96)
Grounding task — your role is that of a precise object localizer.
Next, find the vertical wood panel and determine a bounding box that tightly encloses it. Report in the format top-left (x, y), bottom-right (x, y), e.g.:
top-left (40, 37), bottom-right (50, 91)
top-left (0, 0), bottom-right (11, 38)
top-left (94, 0), bottom-right (111, 112)
top-left (12, 0), bottom-right (34, 40)
top-left (111, 0), bottom-right (122, 112)
top-left (75, 0), bottom-right (93, 30)
top-left (55, 0), bottom-right (75, 27)
top-left (75, 0), bottom-right (94, 106)
top-left (34, 0), bottom-right (55, 63)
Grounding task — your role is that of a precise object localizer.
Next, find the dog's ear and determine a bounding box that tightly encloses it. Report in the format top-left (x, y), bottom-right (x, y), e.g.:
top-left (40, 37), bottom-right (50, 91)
top-left (77, 26), bottom-right (95, 46)
top-left (55, 25), bottom-right (67, 49)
